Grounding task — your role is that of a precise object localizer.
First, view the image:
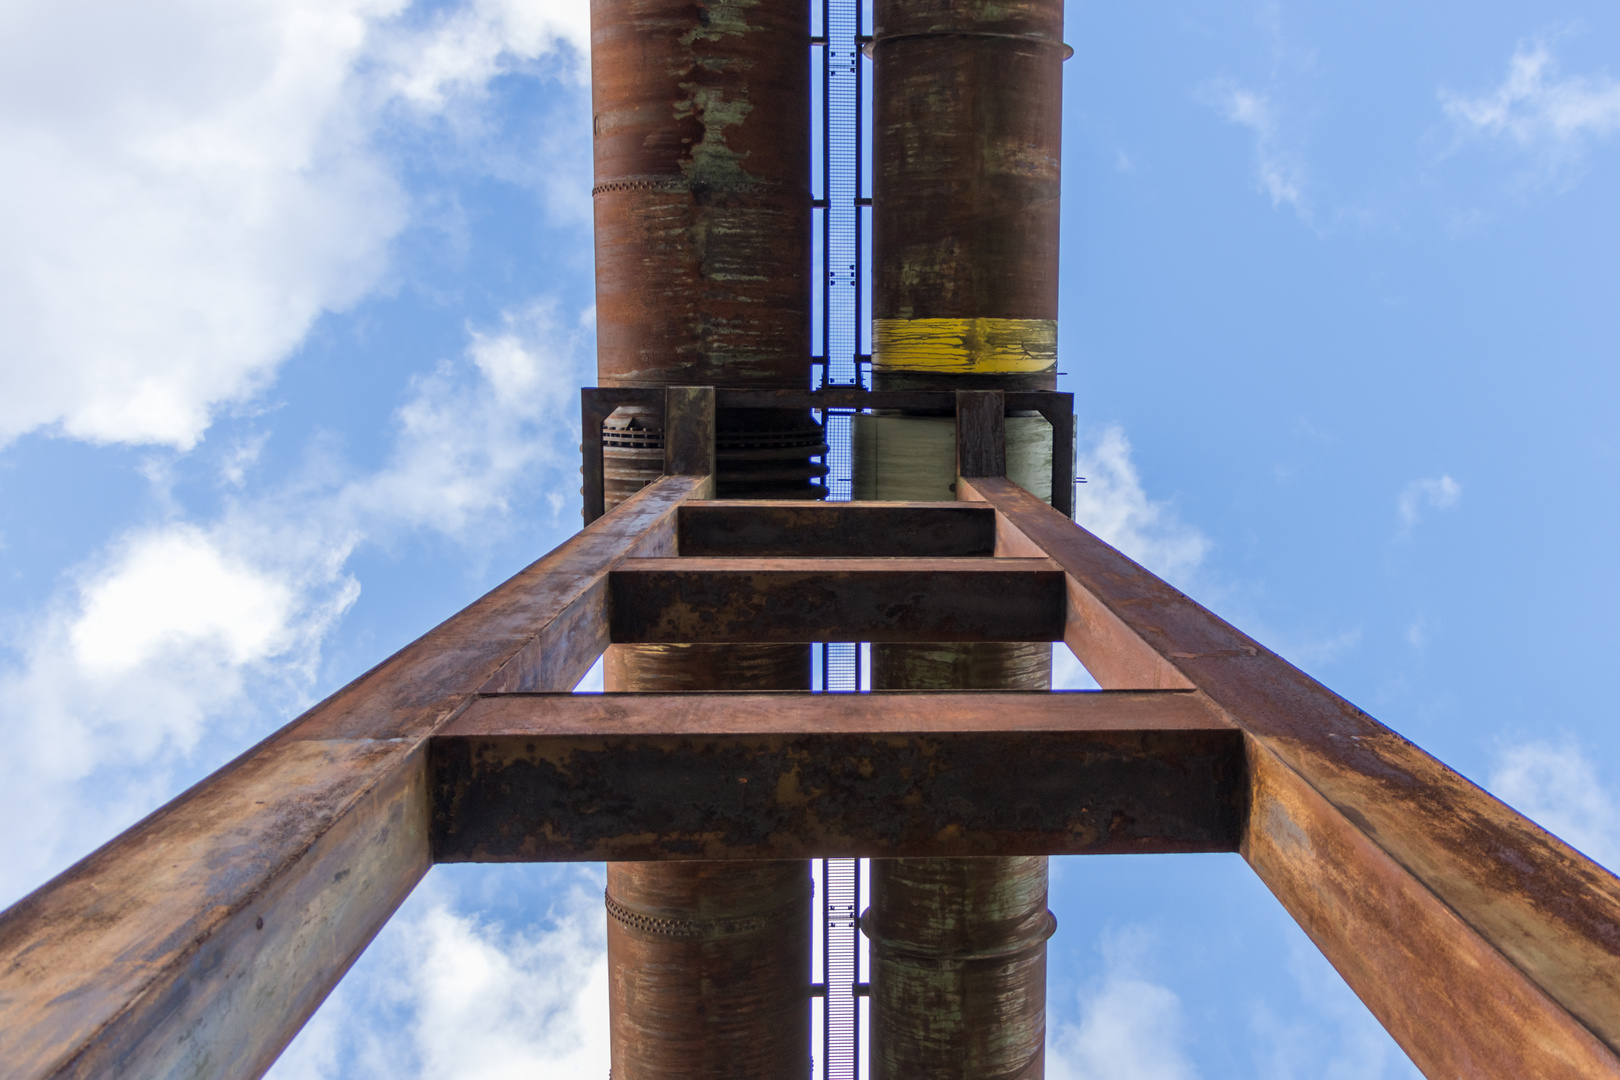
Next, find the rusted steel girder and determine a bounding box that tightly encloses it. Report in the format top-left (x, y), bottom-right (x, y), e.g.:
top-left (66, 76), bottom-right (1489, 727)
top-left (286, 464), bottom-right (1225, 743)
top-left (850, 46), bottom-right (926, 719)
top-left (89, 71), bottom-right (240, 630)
top-left (0, 475), bottom-right (709, 1080)
top-left (609, 556), bottom-right (1065, 644)
top-left (429, 690), bottom-right (1244, 861)
top-left (677, 500), bottom-right (997, 557)
top-left (960, 474), bottom-right (1620, 1079)
top-left (12, 485), bottom-right (1620, 1077)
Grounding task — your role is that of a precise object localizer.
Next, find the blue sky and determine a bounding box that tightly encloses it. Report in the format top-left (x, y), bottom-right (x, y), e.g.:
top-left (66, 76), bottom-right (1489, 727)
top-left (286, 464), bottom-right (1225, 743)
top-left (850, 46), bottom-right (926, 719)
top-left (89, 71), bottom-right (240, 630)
top-left (3, 1), bottom-right (1618, 1077)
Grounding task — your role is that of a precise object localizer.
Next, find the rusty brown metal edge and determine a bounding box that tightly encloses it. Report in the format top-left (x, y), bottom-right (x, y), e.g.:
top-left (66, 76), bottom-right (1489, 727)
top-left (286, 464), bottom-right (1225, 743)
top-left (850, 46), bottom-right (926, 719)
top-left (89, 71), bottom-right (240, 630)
top-left (584, 387), bottom-right (1073, 412)
top-left (0, 475), bottom-right (708, 1080)
top-left (955, 389), bottom-right (1007, 480)
top-left (579, 388), bottom-right (1076, 522)
top-left (448, 688), bottom-right (1229, 736)
top-left (677, 501), bottom-right (997, 558)
top-left (607, 559), bottom-right (1067, 644)
top-left (959, 474), bottom-right (1620, 1073)
top-left (427, 725), bottom-right (1246, 863)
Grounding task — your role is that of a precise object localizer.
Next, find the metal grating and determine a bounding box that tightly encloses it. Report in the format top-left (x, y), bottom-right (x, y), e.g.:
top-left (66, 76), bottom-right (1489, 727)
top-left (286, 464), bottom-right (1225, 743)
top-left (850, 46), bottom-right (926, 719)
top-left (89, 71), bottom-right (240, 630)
top-left (815, 0), bottom-right (868, 1072)
top-left (822, 856), bottom-right (862, 1080)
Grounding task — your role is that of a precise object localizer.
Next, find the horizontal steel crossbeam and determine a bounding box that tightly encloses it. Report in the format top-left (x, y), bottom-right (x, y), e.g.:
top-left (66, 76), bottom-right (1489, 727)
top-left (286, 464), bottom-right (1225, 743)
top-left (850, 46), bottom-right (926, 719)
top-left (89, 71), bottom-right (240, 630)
top-left (5, 431), bottom-right (1620, 1079)
top-left (677, 501), bottom-right (996, 558)
top-left (430, 690), bottom-right (1245, 861)
top-left (608, 557), bottom-right (1066, 643)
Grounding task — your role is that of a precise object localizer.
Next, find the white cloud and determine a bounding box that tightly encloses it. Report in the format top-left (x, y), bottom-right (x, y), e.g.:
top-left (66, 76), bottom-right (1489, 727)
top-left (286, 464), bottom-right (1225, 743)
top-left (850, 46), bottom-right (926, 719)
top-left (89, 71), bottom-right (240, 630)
top-left (269, 871), bottom-right (610, 1080)
top-left (352, 301), bottom-right (587, 538)
top-left (1206, 83), bottom-right (1308, 214)
top-left (1048, 927), bottom-right (1198, 1080)
top-left (1489, 741), bottom-right (1620, 870)
top-left (0, 512), bottom-right (359, 900)
top-left (0, 0), bottom-right (588, 451)
top-left (1396, 474), bottom-right (1460, 532)
top-left (0, 300), bottom-right (586, 904)
top-left (1073, 425), bottom-right (1209, 586)
top-left (379, 0), bottom-right (589, 111)
top-left (1442, 43), bottom-right (1620, 170)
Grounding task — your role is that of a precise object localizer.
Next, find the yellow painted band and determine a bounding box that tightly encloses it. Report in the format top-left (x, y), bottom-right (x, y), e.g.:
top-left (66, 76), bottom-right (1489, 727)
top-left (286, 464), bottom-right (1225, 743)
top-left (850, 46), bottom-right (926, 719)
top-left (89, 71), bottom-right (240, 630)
top-left (872, 317), bottom-right (1057, 374)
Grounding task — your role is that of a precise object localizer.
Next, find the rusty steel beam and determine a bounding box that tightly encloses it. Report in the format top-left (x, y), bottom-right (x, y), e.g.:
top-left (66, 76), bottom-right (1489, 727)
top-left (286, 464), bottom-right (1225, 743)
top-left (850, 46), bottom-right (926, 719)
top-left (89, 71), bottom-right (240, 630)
top-left (961, 474), bottom-right (1620, 1078)
top-left (677, 501), bottom-right (997, 558)
top-left (0, 475), bottom-right (707, 1080)
top-left (608, 556), bottom-right (1066, 643)
top-left (429, 690), bottom-right (1244, 862)
top-left (662, 385), bottom-right (717, 478)
top-left (954, 389), bottom-right (1007, 479)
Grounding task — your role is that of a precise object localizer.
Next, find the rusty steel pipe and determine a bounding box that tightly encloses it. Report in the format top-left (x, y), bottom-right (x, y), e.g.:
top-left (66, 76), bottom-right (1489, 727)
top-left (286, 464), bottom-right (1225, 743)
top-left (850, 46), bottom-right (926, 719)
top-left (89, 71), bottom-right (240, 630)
top-left (591, 0), bottom-right (824, 502)
top-left (866, 857), bottom-right (1055, 1080)
top-left (862, 0), bottom-right (1064, 1072)
top-left (869, 0), bottom-right (1064, 392)
top-left (591, 0), bottom-right (811, 389)
top-left (606, 860), bottom-right (812, 1080)
top-left (866, 642), bottom-right (1054, 1080)
top-left (604, 642), bottom-right (812, 1080)
top-left (592, 0), bottom-right (817, 1074)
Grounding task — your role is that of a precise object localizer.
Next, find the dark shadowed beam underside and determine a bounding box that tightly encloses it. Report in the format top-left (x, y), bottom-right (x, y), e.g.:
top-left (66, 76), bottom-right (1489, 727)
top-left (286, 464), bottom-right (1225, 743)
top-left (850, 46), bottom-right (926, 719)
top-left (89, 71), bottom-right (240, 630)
top-left (429, 690), bottom-right (1245, 862)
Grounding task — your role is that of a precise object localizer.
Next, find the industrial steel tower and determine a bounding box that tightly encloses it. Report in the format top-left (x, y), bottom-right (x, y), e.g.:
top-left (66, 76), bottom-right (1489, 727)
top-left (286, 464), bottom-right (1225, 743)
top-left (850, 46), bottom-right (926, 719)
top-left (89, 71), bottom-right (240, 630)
top-left (5, 2), bottom-right (1620, 1079)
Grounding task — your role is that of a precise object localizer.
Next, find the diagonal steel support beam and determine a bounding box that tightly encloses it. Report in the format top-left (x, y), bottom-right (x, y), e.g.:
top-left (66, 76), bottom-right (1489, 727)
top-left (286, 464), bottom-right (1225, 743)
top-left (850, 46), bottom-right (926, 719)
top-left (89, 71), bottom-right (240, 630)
top-left (0, 475), bottom-right (710, 1080)
top-left (960, 474), bottom-right (1620, 1079)
top-left (8, 479), bottom-right (1620, 1079)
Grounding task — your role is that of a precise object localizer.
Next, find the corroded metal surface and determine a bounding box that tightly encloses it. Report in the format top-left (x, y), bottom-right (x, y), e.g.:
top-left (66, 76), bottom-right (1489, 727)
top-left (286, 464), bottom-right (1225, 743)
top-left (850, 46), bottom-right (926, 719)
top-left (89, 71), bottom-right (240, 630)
top-left (608, 556), bottom-right (1066, 643)
top-left (870, 0), bottom-right (1063, 391)
top-left (591, 0), bottom-right (810, 389)
top-left (0, 475), bottom-right (709, 1080)
top-left (868, 858), bottom-right (1053, 1080)
top-left (869, 568), bottom-right (1055, 1079)
top-left (962, 474), bottom-right (1620, 1077)
top-left (428, 691), bottom-right (1245, 861)
top-left (604, 606), bottom-right (812, 1080)
top-left (604, 409), bottom-right (829, 511)
top-left (676, 501), bottom-right (997, 558)
top-left (869, 642), bottom-right (1052, 693)
top-left (606, 861), bottom-right (812, 1080)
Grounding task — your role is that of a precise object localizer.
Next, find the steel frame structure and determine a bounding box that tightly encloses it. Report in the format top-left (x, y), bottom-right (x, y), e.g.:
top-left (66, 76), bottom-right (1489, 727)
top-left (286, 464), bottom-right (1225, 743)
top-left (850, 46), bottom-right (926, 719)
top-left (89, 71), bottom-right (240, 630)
top-left (4, 386), bottom-right (1620, 1079)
